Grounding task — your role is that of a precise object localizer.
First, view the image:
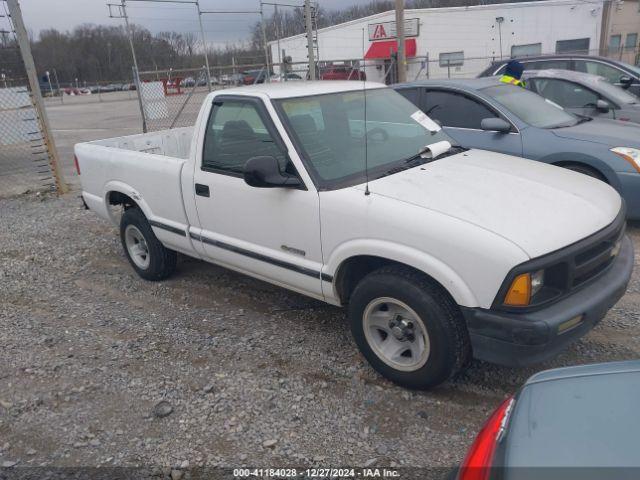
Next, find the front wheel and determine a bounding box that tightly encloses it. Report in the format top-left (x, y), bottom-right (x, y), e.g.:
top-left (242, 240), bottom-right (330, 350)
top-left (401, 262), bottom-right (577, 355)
top-left (120, 207), bottom-right (177, 281)
top-left (562, 164), bottom-right (607, 183)
top-left (348, 266), bottom-right (471, 389)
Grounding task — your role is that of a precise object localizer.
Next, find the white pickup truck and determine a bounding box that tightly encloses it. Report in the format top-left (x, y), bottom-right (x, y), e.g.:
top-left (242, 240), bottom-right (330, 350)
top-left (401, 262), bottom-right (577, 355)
top-left (76, 81), bottom-right (633, 389)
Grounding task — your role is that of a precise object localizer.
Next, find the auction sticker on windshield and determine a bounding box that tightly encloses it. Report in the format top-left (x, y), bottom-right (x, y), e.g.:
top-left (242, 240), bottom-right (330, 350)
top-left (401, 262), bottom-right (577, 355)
top-left (411, 110), bottom-right (441, 132)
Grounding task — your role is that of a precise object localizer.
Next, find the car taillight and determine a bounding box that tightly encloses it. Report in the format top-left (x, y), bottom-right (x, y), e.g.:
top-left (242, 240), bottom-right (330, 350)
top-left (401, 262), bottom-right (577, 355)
top-left (458, 396), bottom-right (515, 480)
top-left (74, 155), bottom-right (80, 175)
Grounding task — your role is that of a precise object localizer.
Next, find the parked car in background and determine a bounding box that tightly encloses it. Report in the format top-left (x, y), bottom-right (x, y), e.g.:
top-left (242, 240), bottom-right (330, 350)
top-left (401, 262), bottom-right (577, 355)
top-left (270, 72), bottom-right (303, 82)
top-left (478, 54), bottom-right (640, 97)
top-left (75, 81), bottom-right (632, 389)
top-left (522, 69), bottom-right (640, 123)
top-left (394, 78), bottom-right (640, 219)
top-left (320, 65), bottom-right (366, 81)
top-left (455, 360), bottom-right (640, 479)
top-left (242, 69), bottom-right (269, 85)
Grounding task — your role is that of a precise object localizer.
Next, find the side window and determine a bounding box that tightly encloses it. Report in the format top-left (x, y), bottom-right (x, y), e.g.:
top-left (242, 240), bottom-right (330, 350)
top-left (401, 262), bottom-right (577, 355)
top-left (423, 89), bottom-right (498, 129)
top-left (494, 64), bottom-right (507, 75)
top-left (202, 100), bottom-right (287, 174)
top-left (395, 87), bottom-right (420, 106)
top-left (524, 59), bottom-right (571, 71)
top-left (575, 60), bottom-right (624, 84)
top-left (531, 78), bottom-right (600, 108)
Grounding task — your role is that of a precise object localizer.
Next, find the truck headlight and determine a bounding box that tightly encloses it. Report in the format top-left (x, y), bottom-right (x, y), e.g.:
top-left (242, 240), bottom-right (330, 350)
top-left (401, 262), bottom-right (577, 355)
top-left (611, 147), bottom-right (640, 173)
top-left (504, 270), bottom-right (545, 306)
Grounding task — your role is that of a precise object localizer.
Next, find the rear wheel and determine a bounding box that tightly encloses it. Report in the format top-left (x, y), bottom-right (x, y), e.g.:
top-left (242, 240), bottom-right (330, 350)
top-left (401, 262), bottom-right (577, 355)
top-left (120, 207), bottom-right (177, 281)
top-left (348, 266), bottom-right (471, 389)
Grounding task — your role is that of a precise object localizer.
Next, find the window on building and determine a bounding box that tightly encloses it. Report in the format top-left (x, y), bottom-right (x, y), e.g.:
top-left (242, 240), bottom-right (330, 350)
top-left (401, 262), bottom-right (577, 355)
top-left (625, 33), bottom-right (638, 51)
top-left (574, 60), bottom-right (624, 84)
top-left (609, 34), bottom-right (622, 53)
top-left (422, 89), bottom-right (498, 129)
top-left (528, 78), bottom-right (600, 109)
top-left (555, 38), bottom-right (590, 54)
top-left (439, 51), bottom-right (464, 68)
top-left (511, 43), bottom-right (542, 58)
top-left (202, 100), bottom-right (286, 174)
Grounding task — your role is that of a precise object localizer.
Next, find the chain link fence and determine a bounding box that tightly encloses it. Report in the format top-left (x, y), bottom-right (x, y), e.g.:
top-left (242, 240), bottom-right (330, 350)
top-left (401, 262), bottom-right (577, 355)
top-left (0, 1), bottom-right (58, 196)
top-left (126, 46), bottom-right (640, 133)
top-left (137, 66), bottom-right (215, 132)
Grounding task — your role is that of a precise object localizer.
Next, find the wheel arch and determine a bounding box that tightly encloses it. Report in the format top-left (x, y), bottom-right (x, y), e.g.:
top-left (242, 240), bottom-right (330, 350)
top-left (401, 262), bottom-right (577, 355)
top-left (326, 242), bottom-right (478, 308)
top-left (104, 181), bottom-right (152, 225)
top-left (543, 153), bottom-right (620, 188)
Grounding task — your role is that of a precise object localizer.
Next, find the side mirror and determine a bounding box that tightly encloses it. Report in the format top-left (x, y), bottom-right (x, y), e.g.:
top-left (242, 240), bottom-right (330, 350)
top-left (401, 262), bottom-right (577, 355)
top-left (243, 156), bottom-right (302, 189)
top-left (481, 117), bottom-right (512, 133)
top-left (619, 75), bottom-right (633, 88)
top-left (596, 99), bottom-right (611, 113)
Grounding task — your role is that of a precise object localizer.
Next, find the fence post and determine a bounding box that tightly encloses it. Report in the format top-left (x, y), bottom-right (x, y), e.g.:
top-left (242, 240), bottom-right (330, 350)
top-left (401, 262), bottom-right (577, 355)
top-left (132, 65), bottom-right (147, 133)
top-left (53, 68), bottom-right (63, 104)
top-left (6, 0), bottom-right (68, 194)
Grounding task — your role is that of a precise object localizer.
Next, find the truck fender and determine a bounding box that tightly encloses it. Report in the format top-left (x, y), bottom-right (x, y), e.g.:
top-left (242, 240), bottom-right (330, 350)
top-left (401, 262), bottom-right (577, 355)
top-left (324, 239), bottom-right (478, 308)
top-left (103, 180), bottom-right (154, 226)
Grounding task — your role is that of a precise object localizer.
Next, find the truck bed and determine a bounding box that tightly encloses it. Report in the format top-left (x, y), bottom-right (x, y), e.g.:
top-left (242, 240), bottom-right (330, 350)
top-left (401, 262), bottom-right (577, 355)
top-left (75, 126), bottom-right (197, 257)
top-left (87, 126), bottom-right (194, 159)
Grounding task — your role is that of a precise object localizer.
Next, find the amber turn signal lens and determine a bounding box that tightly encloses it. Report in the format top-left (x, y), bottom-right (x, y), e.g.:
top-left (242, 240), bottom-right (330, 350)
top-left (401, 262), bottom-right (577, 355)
top-left (504, 273), bottom-right (531, 306)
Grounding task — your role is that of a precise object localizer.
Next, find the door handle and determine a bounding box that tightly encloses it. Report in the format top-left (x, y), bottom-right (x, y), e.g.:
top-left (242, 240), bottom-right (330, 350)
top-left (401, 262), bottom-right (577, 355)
top-left (195, 183), bottom-right (210, 197)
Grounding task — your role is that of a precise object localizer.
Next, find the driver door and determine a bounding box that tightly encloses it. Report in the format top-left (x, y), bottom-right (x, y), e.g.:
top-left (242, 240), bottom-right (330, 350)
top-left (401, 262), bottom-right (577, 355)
top-left (191, 96), bottom-right (324, 299)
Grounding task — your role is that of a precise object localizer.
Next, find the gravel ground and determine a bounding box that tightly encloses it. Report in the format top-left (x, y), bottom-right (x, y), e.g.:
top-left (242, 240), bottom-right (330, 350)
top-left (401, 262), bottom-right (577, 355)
top-left (1, 192), bottom-right (639, 471)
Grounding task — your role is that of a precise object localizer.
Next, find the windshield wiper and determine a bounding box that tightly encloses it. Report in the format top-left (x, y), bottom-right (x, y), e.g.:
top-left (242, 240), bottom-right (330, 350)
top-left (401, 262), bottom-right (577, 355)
top-left (552, 116), bottom-right (592, 129)
top-left (377, 145), bottom-right (467, 180)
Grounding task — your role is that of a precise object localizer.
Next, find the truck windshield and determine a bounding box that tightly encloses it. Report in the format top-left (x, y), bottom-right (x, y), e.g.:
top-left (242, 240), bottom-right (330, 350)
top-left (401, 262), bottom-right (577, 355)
top-left (275, 88), bottom-right (455, 189)
top-left (482, 84), bottom-right (579, 129)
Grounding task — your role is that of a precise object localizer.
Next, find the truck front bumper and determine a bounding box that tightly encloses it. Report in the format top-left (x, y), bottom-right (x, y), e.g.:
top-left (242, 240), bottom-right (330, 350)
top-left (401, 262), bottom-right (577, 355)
top-left (461, 235), bottom-right (634, 367)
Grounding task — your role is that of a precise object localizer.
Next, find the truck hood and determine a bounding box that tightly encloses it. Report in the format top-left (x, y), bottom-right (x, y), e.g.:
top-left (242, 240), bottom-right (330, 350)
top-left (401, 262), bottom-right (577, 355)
top-left (551, 117), bottom-right (640, 147)
top-left (364, 149), bottom-right (621, 258)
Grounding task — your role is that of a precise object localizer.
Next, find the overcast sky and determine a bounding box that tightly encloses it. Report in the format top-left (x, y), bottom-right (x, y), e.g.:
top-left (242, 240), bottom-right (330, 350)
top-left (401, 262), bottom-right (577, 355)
top-left (19, 0), bottom-right (369, 46)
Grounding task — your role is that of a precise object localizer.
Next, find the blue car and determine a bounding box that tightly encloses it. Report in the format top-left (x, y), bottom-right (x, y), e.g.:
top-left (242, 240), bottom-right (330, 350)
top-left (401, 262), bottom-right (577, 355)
top-left (394, 77), bottom-right (640, 219)
top-left (456, 361), bottom-right (640, 478)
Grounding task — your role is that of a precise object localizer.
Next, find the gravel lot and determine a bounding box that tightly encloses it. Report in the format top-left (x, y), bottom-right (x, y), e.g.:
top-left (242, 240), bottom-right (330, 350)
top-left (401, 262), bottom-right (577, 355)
top-left (1, 191), bottom-right (639, 472)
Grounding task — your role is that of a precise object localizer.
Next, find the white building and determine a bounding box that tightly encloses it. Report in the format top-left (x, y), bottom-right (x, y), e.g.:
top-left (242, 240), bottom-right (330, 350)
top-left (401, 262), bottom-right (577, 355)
top-left (269, 0), bottom-right (607, 82)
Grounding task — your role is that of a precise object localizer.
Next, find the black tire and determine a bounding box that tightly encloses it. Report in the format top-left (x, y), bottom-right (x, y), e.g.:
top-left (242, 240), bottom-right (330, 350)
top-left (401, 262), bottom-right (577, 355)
top-left (120, 207), bottom-right (177, 281)
top-left (562, 164), bottom-right (607, 183)
top-left (348, 265), bottom-right (471, 390)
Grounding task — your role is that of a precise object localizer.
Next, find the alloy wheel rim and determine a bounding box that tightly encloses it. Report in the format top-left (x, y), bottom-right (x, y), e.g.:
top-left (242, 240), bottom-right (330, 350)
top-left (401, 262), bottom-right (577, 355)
top-left (124, 225), bottom-right (150, 269)
top-left (363, 297), bottom-right (431, 372)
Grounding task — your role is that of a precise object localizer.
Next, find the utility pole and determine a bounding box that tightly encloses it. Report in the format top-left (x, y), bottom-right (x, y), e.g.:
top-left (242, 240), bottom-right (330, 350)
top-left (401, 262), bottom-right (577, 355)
top-left (395, 0), bottom-right (406, 83)
top-left (304, 0), bottom-right (316, 80)
top-left (117, 1), bottom-right (212, 90)
top-left (6, 0), bottom-right (68, 193)
top-left (109, 0), bottom-right (147, 132)
top-left (260, 2), bottom-right (271, 80)
top-left (275, 3), bottom-right (281, 68)
top-left (120, 1), bottom-right (141, 84)
top-left (195, 1), bottom-right (212, 90)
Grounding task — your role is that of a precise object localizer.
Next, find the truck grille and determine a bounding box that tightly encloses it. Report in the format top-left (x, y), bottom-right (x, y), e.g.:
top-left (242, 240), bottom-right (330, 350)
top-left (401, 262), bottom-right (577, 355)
top-left (493, 207), bottom-right (626, 311)
top-left (570, 216), bottom-right (625, 289)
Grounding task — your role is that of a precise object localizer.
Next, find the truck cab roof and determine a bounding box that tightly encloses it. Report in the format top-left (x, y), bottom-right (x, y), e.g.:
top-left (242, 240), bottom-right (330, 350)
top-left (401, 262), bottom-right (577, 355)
top-left (216, 80), bottom-right (384, 99)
